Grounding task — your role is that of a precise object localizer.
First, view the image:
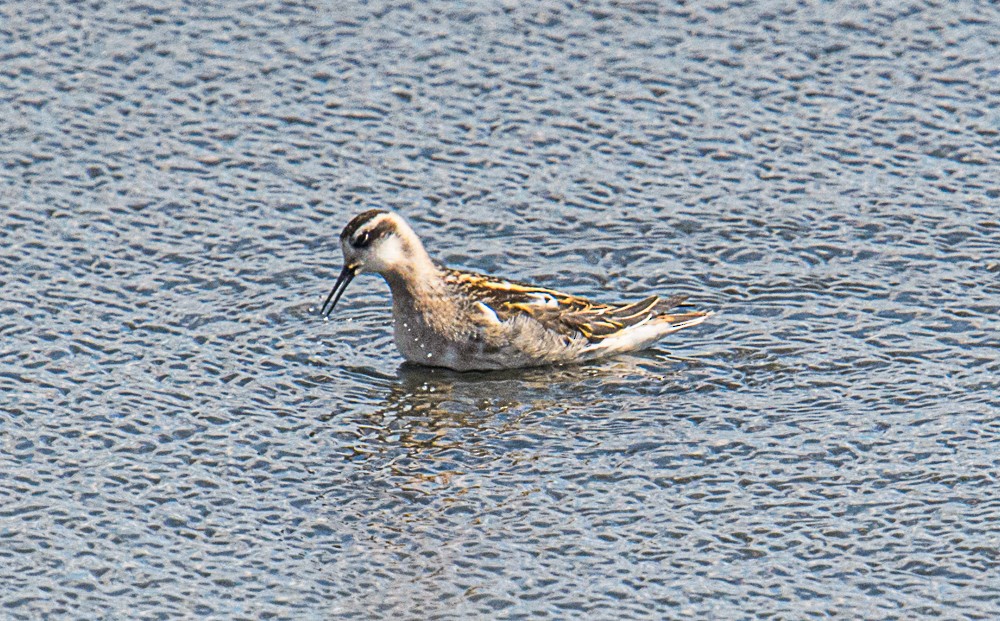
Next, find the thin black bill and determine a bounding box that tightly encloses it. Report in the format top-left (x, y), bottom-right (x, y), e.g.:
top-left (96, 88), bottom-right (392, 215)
top-left (320, 264), bottom-right (357, 317)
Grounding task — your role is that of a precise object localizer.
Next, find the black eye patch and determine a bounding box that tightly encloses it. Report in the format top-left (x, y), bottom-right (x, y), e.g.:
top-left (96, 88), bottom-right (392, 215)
top-left (341, 209), bottom-right (387, 241)
top-left (352, 231), bottom-right (371, 248)
top-left (351, 220), bottom-right (395, 248)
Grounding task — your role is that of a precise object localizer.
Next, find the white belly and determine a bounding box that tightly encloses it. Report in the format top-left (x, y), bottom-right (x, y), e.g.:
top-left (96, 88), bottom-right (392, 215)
top-left (394, 315), bottom-right (466, 369)
top-left (392, 314), bottom-right (535, 371)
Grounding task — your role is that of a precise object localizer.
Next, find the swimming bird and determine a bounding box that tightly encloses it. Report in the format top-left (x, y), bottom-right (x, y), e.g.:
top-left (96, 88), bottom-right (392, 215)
top-left (320, 210), bottom-right (711, 371)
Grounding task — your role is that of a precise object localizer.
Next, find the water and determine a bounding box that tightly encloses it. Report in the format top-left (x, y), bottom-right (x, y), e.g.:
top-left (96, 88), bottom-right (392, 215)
top-left (2, 0), bottom-right (999, 618)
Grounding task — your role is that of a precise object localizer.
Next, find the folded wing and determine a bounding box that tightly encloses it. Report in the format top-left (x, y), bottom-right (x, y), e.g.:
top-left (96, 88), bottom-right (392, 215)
top-left (445, 268), bottom-right (694, 341)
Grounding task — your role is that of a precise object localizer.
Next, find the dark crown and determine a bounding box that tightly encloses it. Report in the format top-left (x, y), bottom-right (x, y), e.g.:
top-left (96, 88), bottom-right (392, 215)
top-left (340, 209), bottom-right (387, 242)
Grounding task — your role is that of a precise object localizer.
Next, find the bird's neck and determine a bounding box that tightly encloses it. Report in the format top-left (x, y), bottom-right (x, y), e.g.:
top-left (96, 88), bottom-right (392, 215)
top-left (380, 244), bottom-right (446, 306)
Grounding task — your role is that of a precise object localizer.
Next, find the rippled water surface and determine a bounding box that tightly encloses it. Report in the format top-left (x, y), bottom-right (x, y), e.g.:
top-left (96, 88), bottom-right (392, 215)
top-left (2, 1), bottom-right (999, 618)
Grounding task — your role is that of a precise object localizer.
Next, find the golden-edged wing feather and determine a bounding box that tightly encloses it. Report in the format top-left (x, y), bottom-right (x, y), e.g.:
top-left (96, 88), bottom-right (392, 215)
top-left (443, 268), bottom-right (691, 341)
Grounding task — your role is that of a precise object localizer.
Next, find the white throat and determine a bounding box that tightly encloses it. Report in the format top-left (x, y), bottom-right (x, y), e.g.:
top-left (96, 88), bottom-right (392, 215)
top-left (373, 234), bottom-right (407, 269)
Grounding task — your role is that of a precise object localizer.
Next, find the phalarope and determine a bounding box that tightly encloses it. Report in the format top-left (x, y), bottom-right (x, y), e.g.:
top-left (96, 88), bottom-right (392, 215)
top-left (320, 210), bottom-right (712, 371)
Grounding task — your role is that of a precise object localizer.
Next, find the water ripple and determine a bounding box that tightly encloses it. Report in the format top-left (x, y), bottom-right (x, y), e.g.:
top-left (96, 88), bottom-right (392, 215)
top-left (2, 0), bottom-right (999, 619)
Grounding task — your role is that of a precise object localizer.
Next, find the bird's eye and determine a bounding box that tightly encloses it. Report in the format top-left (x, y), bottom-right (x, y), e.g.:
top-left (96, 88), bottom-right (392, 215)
top-left (353, 231), bottom-right (371, 248)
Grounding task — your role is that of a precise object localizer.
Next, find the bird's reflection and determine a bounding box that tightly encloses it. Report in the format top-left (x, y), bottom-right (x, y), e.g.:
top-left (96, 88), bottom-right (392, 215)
top-left (384, 351), bottom-right (694, 420)
top-left (361, 364), bottom-right (568, 454)
top-left (324, 353), bottom-right (691, 473)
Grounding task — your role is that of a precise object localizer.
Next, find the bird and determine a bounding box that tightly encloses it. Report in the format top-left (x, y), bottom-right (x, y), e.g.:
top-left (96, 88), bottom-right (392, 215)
top-left (320, 210), bottom-right (712, 371)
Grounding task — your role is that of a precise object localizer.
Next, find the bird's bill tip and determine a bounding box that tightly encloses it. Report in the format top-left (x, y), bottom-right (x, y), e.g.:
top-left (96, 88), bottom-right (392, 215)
top-left (320, 264), bottom-right (358, 317)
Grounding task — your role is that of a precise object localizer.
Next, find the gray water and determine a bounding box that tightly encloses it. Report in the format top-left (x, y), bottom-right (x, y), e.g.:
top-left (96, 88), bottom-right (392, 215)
top-left (2, 1), bottom-right (999, 619)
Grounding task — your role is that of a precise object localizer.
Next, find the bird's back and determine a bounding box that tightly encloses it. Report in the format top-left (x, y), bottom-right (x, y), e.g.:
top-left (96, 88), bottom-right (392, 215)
top-left (437, 268), bottom-right (711, 368)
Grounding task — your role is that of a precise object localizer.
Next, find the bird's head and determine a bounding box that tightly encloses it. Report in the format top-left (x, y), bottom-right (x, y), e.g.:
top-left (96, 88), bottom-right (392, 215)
top-left (320, 210), bottom-right (424, 316)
